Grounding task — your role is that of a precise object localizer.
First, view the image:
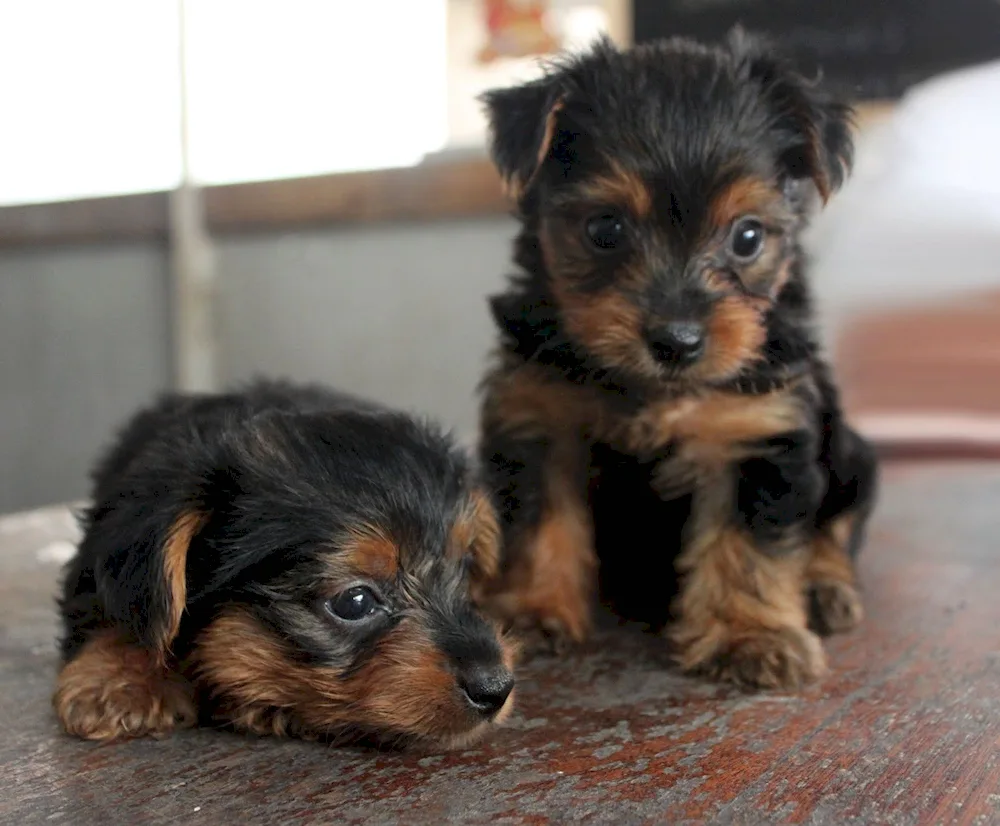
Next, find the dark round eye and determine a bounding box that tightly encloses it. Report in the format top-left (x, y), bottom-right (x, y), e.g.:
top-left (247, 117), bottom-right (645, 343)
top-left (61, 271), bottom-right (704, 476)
top-left (729, 217), bottom-right (765, 261)
top-left (325, 586), bottom-right (380, 622)
top-left (585, 213), bottom-right (627, 251)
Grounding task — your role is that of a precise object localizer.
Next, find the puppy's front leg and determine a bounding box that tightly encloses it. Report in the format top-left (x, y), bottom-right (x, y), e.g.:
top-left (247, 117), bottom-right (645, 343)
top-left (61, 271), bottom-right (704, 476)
top-left (481, 430), bottom-right (596, 649)
top-left (54, 631), bottom-right (196, 741)
top-left (670, 421), bottom-right (827, 690)
top-left (736, 428), bottom-right (826, 553)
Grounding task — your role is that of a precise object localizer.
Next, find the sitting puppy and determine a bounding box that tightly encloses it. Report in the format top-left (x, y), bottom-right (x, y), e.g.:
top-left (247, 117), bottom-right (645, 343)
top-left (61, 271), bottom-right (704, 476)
top-left (54, 380), bottom-right (514, 748)
top-left (478, 30), bottom-right (878, 690)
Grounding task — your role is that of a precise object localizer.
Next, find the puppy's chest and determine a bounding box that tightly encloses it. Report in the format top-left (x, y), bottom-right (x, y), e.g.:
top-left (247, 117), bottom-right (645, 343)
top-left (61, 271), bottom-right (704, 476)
top-left (599, 387), bottom-right (805, 500)
top-left (489, 366), bottom-right (805, 461)
top-left (602, 388), bottom-right (803, 459)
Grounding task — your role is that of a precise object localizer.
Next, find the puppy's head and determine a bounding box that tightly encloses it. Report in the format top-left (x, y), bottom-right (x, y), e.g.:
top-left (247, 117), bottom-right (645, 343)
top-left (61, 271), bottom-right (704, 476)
top-left (90, 408), bottom-right (513, 749)
top-left (483, 29), bottom-right (853, 387)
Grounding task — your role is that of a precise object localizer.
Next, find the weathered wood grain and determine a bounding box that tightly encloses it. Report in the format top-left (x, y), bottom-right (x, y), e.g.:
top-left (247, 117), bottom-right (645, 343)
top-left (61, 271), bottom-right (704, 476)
top-left (1, 465), bottom-right (997, 825)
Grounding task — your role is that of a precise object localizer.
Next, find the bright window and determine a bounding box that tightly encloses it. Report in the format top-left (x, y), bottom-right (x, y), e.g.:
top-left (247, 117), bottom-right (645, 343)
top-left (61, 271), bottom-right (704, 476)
top-left (0, 1), bottom-right (182, 205)
top-left (184, 1), bottom-right (447, 185)
top-left (0, 0), bottom-right (448, 206)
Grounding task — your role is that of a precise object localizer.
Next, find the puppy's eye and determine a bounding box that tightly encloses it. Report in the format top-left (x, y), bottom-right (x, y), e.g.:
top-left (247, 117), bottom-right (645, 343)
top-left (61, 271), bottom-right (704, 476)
top-left (325, 586), bottom-right (380, 622)
top-left (729, 217), bottom-right (765, 262)
top-left (584, 212), bottom-right (627, 251)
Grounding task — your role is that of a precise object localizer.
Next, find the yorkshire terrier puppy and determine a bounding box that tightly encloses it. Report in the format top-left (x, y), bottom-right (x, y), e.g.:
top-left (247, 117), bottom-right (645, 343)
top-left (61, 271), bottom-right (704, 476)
top-left (55, 380), bottom-right (515, 747)
top-left (478, 30), bottom-right (878, 690)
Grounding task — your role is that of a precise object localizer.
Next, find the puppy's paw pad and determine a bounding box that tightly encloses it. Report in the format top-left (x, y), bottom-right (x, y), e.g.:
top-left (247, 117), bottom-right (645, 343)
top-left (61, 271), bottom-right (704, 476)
top-left (699, 626), bottom-right (827, 692)
top-left (809, 580), bottom-right (864, 636)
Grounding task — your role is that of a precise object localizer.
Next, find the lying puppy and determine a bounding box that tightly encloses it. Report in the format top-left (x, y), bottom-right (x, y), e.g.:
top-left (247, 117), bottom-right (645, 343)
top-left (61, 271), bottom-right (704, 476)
top-left (54, 380), bottom-right (515, 748)
top-left (478, 30), bottom-right (878, 690)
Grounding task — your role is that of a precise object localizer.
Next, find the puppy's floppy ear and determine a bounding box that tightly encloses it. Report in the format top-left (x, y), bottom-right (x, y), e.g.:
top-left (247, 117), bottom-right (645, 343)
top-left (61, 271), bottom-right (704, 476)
top-left (727, 26), bottom-right (854, 202)
top-left (84, 489), bottom-right (209, 661)
top-left (480, 74), bottom-right (565, 199)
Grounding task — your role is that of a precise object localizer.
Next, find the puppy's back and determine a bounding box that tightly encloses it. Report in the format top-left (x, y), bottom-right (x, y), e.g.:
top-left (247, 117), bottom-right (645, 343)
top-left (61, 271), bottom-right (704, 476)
top-left (89, 379), bottom-right (374, 495)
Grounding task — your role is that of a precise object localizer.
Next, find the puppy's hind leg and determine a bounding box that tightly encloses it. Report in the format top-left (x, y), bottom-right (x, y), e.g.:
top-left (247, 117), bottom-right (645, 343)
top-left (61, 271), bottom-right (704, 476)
top-left (808, 422), bottom-right (878, 636)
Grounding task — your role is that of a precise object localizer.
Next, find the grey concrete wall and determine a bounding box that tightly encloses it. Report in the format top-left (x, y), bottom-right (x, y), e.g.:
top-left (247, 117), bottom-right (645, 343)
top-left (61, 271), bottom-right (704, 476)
top-left (0, 244), bottom-right (171, 513)
top-left (0, 218), bottom-right (517, 514)
top-left (11, 199), bottom-right (971, 515)
top-left (215, 216), bottom-right (517, 444)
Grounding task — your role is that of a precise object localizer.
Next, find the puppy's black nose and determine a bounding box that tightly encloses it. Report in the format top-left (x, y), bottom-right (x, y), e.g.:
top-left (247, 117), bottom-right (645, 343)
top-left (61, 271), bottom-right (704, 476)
top-left (648, 321), bottom-right (705, 366)
top-left (459, 664), bottom-right (514, 718)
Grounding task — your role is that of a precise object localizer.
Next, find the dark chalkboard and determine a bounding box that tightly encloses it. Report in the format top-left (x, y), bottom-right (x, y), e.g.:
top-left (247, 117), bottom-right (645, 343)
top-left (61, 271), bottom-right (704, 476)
top-left (633, 0), bottom-right (1000, 99)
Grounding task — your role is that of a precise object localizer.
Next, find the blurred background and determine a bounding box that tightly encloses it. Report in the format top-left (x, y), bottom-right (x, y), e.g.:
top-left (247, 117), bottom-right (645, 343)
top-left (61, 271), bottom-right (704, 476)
top-left (1, 0), bottom-right (999, 515)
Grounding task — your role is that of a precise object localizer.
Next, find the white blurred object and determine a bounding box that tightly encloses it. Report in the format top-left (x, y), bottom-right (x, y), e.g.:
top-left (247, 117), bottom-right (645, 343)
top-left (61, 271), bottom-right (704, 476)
top-left (36, 540), bottom-right (78, 566)
top-left (807, 60), bottom-right (1000, 345)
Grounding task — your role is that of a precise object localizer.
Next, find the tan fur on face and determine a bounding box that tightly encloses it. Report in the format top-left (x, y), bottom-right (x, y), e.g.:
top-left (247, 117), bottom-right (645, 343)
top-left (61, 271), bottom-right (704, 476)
top-left (53, 631), bottom-right (196, 741)
top-left (576, 161), bottom-right (653, 219)
top-left (708, 176), bottom-right (783, 228)
top-left (554, 286), bottom-right (657, 380)
top-left (714, 176), bottom-right (798, 277)
top-left (541, 259), bottom-right (773, 389)
top-left (193, 608), bottom-right (514, 747)
top-left (690, 296), bottom-right (769, 383)
top-left (340, 526), bottom-right (400, 582)
top-left (533, 162), bottom-right (662, 381)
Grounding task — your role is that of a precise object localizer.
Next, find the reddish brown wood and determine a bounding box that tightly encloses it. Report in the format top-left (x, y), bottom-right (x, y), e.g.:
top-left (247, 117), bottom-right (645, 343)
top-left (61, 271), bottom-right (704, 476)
top-left (838, 292), bottom-right (1000, 417)
top-left (2, 463), bottom-right (999, 825)
top-left (0, 191), bottom-right (169, 247)
top-left (203, 157), bottom-right (509, 233)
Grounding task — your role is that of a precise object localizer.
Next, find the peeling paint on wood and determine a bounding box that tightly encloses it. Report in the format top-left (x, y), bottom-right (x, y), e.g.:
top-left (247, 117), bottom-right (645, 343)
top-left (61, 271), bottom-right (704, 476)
top-left (2, 464), bottom-right (998, 825)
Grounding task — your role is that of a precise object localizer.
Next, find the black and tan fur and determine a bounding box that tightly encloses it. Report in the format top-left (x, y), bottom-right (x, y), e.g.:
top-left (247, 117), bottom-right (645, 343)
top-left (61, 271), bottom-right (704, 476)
top-left (478, 30), bottom-right (878, 690)
top-left (55, 380), bottom-right (515, 747)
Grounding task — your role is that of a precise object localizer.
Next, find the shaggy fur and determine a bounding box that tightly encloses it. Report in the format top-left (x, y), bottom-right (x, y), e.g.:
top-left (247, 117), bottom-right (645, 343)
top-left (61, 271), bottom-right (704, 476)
top-left (55, 380), bottom-right (515, 747)
top-left (478, 30), bottom-right (878, 690)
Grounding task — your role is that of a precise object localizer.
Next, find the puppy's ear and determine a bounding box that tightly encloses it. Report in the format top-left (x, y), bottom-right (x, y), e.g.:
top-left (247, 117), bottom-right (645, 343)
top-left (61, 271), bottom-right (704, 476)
top-left (84, 494), bottom-right (208, 661)
top-left (728, 26), bottom-right (854, 202)
top-left (451, 487), bottom-right (502, 605)
top-left (480, 75), bottom-right (565, 199)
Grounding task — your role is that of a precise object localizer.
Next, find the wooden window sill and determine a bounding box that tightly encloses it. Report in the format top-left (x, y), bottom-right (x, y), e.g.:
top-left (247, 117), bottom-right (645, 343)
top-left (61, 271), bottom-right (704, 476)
top-left (0, 103), bottom-right (894, 248)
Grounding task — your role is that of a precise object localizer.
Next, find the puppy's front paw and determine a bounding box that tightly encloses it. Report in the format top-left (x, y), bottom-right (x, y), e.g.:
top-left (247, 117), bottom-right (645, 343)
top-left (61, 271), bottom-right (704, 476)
top-left (54, 634), bottom-right (196, 741)
top-left (486, 585), bottom-right (591, 655)
top-left (809, 580), bottom-right (864, 636)
top-left (679, 624), bottom-right (827, 691)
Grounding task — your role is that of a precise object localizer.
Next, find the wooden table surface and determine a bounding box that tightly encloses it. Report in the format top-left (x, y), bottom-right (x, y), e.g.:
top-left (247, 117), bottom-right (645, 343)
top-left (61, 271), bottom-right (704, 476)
top-left (2, 462), bottom-right (999, 826)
